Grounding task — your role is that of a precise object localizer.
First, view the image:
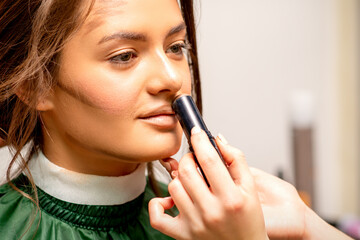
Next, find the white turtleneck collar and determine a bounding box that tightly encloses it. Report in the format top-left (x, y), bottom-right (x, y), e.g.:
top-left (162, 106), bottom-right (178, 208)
top-left (27, 151), bottom-right (147, 205)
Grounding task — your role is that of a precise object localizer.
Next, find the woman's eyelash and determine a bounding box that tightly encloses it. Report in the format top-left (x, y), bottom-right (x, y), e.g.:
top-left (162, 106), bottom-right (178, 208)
top-left (108, 41), bottom-right (191, 66)
top-left (167, 42), bottom-right (192, 54)
top-left (109, 51), bottom-right (137, 65)
top-left (182, 40), bottom-right (192, 50)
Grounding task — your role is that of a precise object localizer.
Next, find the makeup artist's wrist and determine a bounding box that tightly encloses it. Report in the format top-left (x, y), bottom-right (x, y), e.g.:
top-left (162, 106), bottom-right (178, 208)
top-left (303, 206), bottom-right (353, 240)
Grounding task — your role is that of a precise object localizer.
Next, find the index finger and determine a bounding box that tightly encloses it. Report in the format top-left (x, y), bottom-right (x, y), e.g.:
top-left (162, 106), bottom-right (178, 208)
top-left (190, 127), bottom-right (236, 195)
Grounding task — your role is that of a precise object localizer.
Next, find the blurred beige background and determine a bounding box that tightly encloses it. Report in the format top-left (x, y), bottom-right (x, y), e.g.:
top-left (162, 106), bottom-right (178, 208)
top-left (197, 0), bottom-right (359, 220)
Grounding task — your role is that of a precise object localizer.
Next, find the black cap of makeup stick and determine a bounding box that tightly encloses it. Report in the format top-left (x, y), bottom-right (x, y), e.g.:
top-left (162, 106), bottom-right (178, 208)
top-left (172, 95), bottom-right (212, 140)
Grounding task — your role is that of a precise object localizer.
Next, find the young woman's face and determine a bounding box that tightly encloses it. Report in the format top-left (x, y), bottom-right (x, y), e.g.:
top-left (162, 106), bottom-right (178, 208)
top-left (42, 0), bottom-right (191, 166)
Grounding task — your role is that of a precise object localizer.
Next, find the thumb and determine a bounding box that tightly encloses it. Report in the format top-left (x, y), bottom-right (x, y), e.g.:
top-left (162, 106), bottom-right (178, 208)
top-left (149, 197), bottom-right (182, 239)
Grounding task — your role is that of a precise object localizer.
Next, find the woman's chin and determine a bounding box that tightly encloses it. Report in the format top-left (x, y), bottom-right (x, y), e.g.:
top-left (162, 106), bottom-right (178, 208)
top-left (145, 131), bottom-right (183, 160)
top-left (155, 147), bottom-right (182, 161)
top-left (135, 142), bottom-right (182, 161)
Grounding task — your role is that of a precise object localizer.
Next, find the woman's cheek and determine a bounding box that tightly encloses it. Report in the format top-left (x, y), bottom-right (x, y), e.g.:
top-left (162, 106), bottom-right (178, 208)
top-left (74, 78), bottom-right (138, 114)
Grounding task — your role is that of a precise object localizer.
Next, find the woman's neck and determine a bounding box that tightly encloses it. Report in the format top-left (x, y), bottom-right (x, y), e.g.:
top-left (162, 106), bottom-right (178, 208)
top-left (42, 136), bottom-right (140, 177)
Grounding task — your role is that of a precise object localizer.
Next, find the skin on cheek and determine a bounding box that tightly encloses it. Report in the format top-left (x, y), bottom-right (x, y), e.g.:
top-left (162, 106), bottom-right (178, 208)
top-left (56, 72), bottom-right (138, 115)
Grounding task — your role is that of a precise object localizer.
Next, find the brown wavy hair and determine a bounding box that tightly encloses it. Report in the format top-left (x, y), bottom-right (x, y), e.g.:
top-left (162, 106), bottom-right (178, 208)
top-left (0, 0), bottom-right (201, 204)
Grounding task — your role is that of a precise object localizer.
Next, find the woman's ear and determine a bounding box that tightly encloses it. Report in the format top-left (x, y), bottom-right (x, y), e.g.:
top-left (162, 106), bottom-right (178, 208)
top-left (36, 94), bottom-right (55, 111)
top-left (15, 88), bottom-right (55, 111)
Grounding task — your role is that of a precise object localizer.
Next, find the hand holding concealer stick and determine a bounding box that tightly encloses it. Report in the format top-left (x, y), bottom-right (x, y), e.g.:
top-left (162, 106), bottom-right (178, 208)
top-left (172, 94), bottom-right (226, 186)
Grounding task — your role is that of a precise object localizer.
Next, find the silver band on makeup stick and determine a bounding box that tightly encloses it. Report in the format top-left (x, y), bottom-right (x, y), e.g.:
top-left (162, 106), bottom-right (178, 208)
top-left (172, 94), bottom-right (225, 186)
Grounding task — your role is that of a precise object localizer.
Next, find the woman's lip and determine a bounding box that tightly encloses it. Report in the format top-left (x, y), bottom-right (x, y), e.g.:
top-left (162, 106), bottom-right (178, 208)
top-left (139, 114), bottom-right (178, 129)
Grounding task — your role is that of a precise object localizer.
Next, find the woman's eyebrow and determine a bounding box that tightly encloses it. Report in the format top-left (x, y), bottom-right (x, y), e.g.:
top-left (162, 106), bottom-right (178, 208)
top-left (98, 22), bottom-right (186, 45)
top-left (166, 22), bottom-right (186, 38)
top-left (98, 31), bottom-right (146, 44)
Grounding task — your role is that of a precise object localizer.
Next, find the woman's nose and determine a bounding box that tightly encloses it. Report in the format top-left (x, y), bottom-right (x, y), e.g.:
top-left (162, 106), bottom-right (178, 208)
top-left (145, 50), bottom-right (183, 96)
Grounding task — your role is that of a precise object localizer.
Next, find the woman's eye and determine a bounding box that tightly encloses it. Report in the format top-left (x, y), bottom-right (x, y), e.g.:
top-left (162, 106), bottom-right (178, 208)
top-left (109, 51), bottom-right (137, 65)
top-left (169, 44), bottom-right (184, 54)
top-left (167, 42), bottom-right (187, 56)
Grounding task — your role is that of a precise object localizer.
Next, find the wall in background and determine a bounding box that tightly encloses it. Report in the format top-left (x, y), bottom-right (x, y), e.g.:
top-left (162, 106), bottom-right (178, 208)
top-left (196, 0), bottom-right (359, 219)
top-left (338, 0), bottom-right (360, 217)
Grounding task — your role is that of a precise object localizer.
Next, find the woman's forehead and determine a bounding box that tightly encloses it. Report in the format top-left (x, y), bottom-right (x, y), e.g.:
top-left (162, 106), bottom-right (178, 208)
top-left (82, 0), bottom-right (182, 36)
top-left (90, 0), bottom-right (128, 18)
top-left (82, 0), bottom-right (127, 35)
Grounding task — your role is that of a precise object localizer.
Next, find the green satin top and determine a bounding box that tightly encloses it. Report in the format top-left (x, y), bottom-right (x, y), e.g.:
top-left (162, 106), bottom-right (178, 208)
top-left (0, 174), bottom-right (174, 240)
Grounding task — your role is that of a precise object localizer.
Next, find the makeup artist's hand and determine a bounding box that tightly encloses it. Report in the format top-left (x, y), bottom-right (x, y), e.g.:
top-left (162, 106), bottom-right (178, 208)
top-left (159, 147), bottom-right (353, 240)
top-left (159, 159), bottom-right (306, 239)
top-left (149, 127), bottom-right (268, 240)
top-left (250, 168), bottom-right (354, 240)
top-left (250, 168), bottom-right (307, 239)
